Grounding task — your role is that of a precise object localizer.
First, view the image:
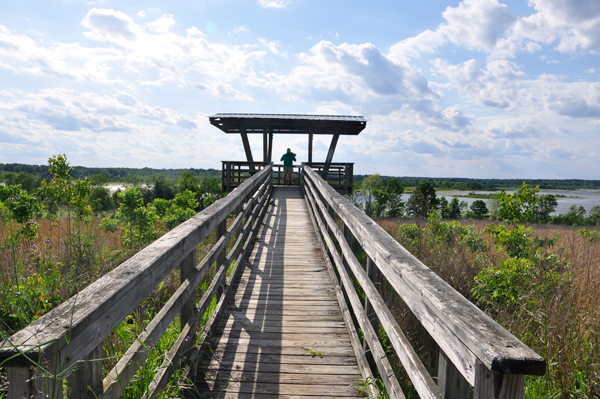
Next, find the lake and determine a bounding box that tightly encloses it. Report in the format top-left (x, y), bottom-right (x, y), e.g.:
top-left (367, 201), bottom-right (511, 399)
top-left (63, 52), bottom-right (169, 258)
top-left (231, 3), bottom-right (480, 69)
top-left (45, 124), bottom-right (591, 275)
top-left (436, 189), bottom-right (600, 215)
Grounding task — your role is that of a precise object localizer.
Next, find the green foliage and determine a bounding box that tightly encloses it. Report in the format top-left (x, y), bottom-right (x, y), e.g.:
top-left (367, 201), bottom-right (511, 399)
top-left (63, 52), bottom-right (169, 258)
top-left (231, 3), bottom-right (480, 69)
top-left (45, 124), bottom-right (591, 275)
top-left (406, 181), bottom-right (437, 218)
top-left (162, 190), bottom-right (198, 229)
top-left (116, 187), bottom-right (159, 247)
top-left (101, 217), bottom-right (119, 233)
top-left (88, 186), bottom-right (113, 214)
top-left (484, 223), bottom-right (534, 258)
top-left (428, 211), bottom-right (487, 253)
top-left (555, 205), bottom-right (587, 226)
top-left (497, 182), bottom-right (539, 223)
top-left (0, 185), bottom-right (41, 240)
top-left (385, 178), bottom-right (404, 217)
top-left (473, 258), bottom-right (537, 310)
top-left (469, 199), bottom-right (488, 219)
top-left (536, 194), bottom-right (558, 223)
top-left (578, 228), bottom-right (600, 243)
top-left (1, 172), bottom-right (40, 193)
top-left (359, 174), bottom-right (383, 217)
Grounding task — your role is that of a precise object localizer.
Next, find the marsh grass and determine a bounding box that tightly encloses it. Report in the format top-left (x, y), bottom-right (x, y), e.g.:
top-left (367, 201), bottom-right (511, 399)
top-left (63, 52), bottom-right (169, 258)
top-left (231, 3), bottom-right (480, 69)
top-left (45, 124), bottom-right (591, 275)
top-left (0, 211), bottom-right (228, 398)
top-left (377, 218), bottom-right (600, 398)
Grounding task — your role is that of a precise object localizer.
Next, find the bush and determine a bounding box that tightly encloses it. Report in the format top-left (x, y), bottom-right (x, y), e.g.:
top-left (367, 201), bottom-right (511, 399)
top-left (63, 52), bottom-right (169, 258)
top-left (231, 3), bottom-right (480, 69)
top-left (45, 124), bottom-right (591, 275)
top-left (89, 186), bottom-right (113, 214)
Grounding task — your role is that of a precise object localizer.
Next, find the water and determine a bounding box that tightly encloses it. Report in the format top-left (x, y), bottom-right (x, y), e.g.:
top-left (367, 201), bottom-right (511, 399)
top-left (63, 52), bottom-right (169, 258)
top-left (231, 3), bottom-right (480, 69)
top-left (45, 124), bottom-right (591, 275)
top-left (434, 189), bottom-right (600, 215)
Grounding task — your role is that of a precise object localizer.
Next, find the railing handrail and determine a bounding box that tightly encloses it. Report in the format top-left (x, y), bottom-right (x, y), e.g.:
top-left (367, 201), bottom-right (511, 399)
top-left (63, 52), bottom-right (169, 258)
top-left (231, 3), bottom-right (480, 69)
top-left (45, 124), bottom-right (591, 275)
top-left (0, 166), bottom-right (273, 374)
top-left (302, 165), bottom-right (545, 398)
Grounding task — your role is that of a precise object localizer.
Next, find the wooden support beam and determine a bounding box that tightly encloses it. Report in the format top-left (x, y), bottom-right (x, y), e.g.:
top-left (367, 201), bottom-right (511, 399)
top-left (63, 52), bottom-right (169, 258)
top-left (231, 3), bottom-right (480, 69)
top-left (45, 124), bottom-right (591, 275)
top-left (67, 344), bottom-right (104, 398)
top-left (438, 349), bottom-right (470, 399)
top-left (322, 133), bottom-right (339, 179)
top-left (308, 132), bottom-right (313, 163)
top-left (180, 251), bottom-right (196, 332)
top-left (325, 133), bottom-right (339, 164)
top-left (240, 131), bottom-right (255, 173)
top-left (268, 129), bottom-right (273, 163)
top-left (263, 130), bottom-right (268, 163)
top-left (474, 361), bottom-right (525, 399)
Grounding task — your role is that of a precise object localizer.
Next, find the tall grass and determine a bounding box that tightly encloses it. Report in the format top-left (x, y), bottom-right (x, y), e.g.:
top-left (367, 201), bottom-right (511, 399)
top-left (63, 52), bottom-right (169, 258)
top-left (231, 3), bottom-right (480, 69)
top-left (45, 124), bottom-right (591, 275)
top-left (378, 217), bottom-right (600, 398)
top-left (0, 212), bottom-right (224, 398)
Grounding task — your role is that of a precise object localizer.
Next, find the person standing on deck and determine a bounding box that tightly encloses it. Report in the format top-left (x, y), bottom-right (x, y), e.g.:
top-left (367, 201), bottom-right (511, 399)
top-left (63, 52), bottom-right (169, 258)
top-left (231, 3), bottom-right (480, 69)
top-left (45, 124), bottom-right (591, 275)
top-left (280, 148), bottom-right (296, 185)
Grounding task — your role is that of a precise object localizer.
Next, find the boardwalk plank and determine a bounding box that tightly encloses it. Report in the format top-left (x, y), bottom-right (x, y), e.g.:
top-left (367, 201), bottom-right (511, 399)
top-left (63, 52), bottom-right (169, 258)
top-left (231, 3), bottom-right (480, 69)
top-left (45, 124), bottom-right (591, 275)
top-left (192, 187), bottom-right (363, 398)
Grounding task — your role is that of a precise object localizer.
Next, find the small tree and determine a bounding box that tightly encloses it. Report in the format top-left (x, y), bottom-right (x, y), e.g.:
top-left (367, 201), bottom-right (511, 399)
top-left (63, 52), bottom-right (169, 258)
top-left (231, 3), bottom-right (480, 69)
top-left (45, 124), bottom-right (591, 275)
top-left (406, 181), bottom-right (437, 218)
top-left (360, 174), bottom-right (383, 217)
top-left (536, 194), bottom-right (558, 223)
top-left (470, 200), bottom-right (488, 219)
top-left (385, 178), bottom-right (404, 217)
top-left (497, 183), bottom-right (539, 223)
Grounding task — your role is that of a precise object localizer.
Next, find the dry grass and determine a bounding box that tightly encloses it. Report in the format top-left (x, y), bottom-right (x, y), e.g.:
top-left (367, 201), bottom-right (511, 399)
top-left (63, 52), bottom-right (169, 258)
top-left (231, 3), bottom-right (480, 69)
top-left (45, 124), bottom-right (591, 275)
top-left (377, 218), bottom-right (600, 398)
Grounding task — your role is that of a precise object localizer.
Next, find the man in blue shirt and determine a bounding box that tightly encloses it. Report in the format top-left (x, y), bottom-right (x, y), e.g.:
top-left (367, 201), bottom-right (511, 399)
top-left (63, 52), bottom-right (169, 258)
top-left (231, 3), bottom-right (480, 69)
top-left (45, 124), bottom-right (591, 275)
top-left (280, 148), bottom-right (296, 185)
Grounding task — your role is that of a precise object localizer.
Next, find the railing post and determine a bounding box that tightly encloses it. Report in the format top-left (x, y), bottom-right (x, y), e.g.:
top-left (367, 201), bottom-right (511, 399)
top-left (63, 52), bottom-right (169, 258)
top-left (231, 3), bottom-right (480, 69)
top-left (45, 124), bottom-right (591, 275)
top-left (474, 361), bottom-right (525, 399)
top-left (216, 219), bottom-right (227, 299)
top-left (364, 256), bottom-right (381, 346)
top-left (180, 250), bottom-right (196, 332)
top-left (8, 356), bottom-right (63, 399)
top-left (437, 349), bottom-right (470, 399)
top-left (66, 344), bottom-right (105, 398)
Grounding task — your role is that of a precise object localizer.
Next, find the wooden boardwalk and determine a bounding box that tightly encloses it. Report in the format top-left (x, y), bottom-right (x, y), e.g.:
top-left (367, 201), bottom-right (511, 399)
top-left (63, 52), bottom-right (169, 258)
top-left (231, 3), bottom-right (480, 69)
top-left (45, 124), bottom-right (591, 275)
top-left (192, 187), bottom-right (365, 398)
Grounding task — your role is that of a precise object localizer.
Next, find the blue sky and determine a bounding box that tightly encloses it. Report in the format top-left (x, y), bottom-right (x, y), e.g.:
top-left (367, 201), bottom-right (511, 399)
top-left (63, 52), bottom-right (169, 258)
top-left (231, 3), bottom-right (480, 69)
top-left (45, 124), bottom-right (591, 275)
top-left (1, 0), bottom-right (599, 178)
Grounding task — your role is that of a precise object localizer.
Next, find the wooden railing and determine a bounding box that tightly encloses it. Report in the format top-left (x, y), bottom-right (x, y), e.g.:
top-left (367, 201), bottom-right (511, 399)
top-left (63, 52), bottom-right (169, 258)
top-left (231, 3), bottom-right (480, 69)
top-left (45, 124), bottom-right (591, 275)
top-left (303, 162), bottom-right (353, 195)
top-left (302, 165), bottom-right (545, 399)
top-left (221, 161), bottom-right (353, 194)
top-left (0, 166), bottom-right (273, 399)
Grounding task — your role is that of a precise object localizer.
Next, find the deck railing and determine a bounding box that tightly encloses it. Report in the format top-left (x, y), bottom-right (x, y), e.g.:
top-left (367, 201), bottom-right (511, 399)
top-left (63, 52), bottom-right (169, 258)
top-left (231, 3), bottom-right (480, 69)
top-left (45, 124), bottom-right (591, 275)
top-left (221, 161), bottom-right (353, 194)
top-left (0, 166), bottom-right (273, 399)
top-left (302, 165), bottom-right (545, 399)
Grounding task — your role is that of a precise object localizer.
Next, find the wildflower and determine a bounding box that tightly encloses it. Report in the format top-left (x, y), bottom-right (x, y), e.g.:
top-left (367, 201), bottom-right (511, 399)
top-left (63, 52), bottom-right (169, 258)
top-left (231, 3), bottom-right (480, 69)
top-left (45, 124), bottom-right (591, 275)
top-left (45, 237), bottom-right (52, 244)
top-left (235, 364), bottom-right (241, 370)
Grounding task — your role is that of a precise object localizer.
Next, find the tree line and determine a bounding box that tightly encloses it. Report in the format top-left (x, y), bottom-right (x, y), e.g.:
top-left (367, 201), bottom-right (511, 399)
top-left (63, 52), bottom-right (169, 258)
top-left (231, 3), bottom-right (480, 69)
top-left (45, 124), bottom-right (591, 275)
top-left (350, 175), bottom-right (600, 226)
top-left (354, 175), bottom-right (600, 190)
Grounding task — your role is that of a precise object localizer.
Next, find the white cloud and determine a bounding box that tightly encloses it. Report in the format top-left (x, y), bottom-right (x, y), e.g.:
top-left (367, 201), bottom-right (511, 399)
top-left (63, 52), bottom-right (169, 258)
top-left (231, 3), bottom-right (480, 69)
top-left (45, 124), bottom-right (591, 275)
top-left (137, 10), bottom-right (145, 18)
top-left (82, 9), bottom-right (140, 45)
top-left (433, 58), bottom-right (524, 108)
top-left (258, 38), bottom-right (282, 54)
top-left (258, 0), bottom-right (288, 8)
top-left (147, 15), bottom-right (176, 34)
top-left (515, 0), bottom-right (600, 53)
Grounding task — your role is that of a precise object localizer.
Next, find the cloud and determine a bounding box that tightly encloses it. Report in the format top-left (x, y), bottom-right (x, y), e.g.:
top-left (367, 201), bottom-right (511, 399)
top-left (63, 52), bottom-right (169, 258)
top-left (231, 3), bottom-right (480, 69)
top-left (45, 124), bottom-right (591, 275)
top-left (147, 15), bottom-right (176, 34)
top-left (258, 0), bottom-right (288, 8)
top-left (137, 10), bottom-right (145, 18)
top-left (82, 9), bottom-right (139, 45)
top-left (412, 140), bottom-right (443, 154)
top-left (433, 58), bottom-right (524, 108)
top-left (514, 0), bottom-right (600, 53)
top-left (258, 38), bottom-right (282, 54)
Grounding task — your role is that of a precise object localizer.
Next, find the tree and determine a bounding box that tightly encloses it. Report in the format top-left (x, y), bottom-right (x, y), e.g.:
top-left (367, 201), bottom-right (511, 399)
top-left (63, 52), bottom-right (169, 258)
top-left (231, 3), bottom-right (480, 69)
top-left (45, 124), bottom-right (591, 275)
top-left (497, 183), bottom-right (539, 223)
top-left (470, 200), bottom-right (488, 219)
top-left (88, 186), bottom-right (113, 214)
top-left (406, 181), bottom-right (437, 218)
top-left (447, 198), bottom-right (463, 219)
top-left (536, 194), bottom-right (558, 223)
top-left (385, 178), bottom-right (404, 217)
top-left (360, 174), bottom-right (383, 217)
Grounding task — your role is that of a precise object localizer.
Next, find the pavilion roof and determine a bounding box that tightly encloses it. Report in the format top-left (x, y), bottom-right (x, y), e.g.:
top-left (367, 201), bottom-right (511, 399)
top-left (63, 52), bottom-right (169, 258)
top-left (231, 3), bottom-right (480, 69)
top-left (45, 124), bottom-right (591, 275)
top-left (208, 113), bottom-right (367, 135)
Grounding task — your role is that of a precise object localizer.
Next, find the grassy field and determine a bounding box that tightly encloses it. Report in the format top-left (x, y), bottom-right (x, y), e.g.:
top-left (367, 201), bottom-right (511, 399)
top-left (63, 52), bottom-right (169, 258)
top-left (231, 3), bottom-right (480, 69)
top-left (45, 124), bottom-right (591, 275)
top-left (0, 213), bottom-right (224, 398)
top-left (1, 206), bottom-right (598, 398)
top-left (376, 217), bottom-right (599, 398)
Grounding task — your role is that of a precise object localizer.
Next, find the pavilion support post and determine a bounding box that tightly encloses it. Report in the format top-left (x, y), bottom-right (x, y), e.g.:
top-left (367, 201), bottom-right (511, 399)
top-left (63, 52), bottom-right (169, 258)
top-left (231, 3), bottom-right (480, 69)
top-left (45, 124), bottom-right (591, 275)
top-left (268, 129), bottom-right (273, 163)
top-left (308, 132), bottom-right (313, 164)
top-left (263, 130), bottom-right (268, 163)
top-left (322, 133), bottom-right (339, 179)
top-left (240, 131), bottom-right (255, 173)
